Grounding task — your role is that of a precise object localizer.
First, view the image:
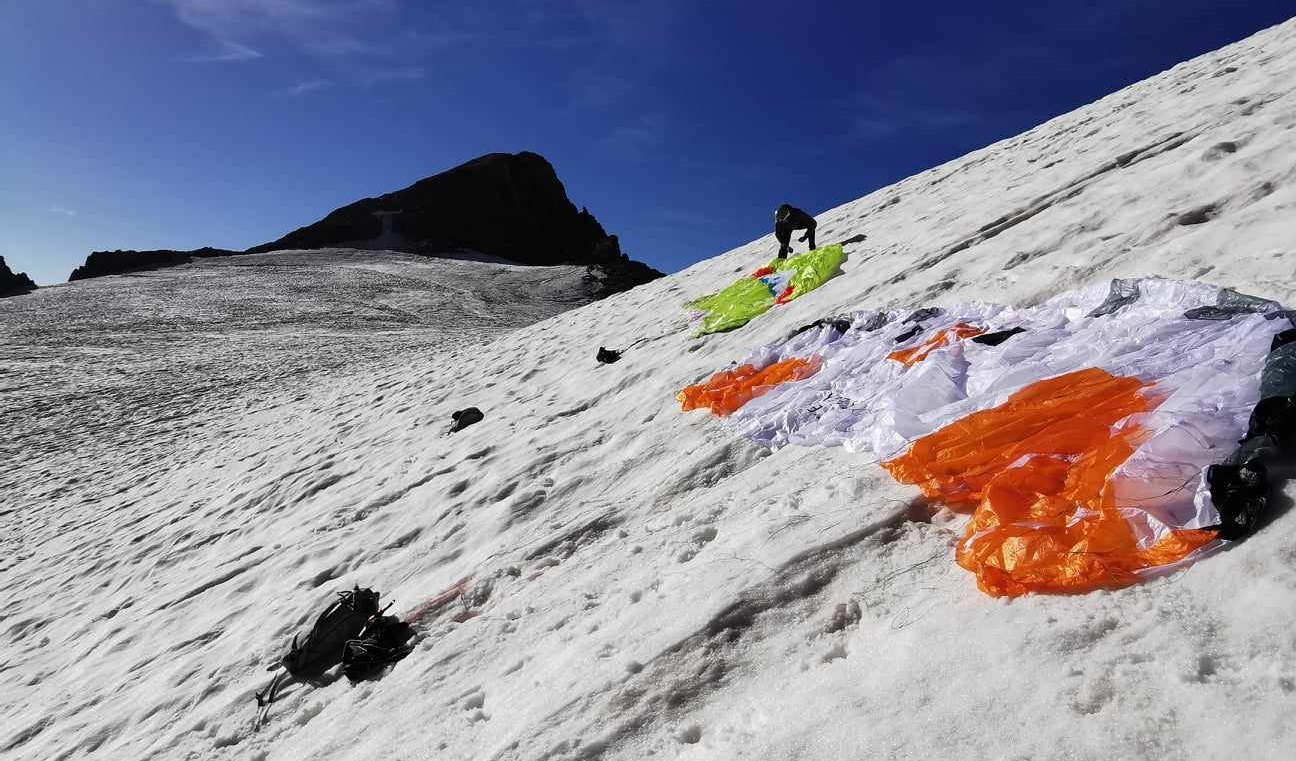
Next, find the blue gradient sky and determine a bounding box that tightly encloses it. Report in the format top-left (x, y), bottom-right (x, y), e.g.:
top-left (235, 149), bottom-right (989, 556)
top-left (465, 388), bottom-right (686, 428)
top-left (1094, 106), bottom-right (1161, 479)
top-left (3, 1), bottom-right (1293, 284)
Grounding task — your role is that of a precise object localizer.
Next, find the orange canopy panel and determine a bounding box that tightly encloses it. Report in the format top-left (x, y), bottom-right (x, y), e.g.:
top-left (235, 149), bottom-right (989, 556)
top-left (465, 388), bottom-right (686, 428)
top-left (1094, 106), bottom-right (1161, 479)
top-left (887, 322), bottom-right (984, 367)
top-left (883, 368), bottom-right (1217, 597)
top-left (678, 356), bottom-right (822, 417)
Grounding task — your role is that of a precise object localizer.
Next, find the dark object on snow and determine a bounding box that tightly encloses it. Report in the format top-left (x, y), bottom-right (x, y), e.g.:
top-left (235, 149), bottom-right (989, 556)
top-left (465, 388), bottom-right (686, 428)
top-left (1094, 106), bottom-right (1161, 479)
top-left (858, 313), bottom-right (890, 332)
top-left (903, 307), bottom-right (943, 324)
top-left (774, 204), bottom-right (817, 259)
top-left (0, 256), bottom-right (37, 297)
top-left (972, 327), bottom-right (1027, 346)
top-left (596, 347), bottom-right (622, 364)
top-left (895, 308), bottom-right (947, 343)
top-left (255, 586), bottom-right (383, 719)
top-left (450, 407), bottom-right (485, 433)
top-left (894, 324), bottom-right (923, 343)
top-left (1207, 462), bottom-right (1269, 540)
top-left (1184, 287), bottom-right (1282, 321)
top-left (788, 316), bottom-right (853, 340)
top-left (282, 586), bottom-right (381, 679)
top-left (342, 614), bottom-right (417, 681)
top-left (1207, 329), bottom-right (1296, 539)
top-left (1087, 278), bottom-right (1142, 318)
top-left (1182, 306), bottom-right (1236, 321)
top-left (1273, 328), bottom-right (1296, 351)
top-left (1219, 287), bottom-right (1279, 314)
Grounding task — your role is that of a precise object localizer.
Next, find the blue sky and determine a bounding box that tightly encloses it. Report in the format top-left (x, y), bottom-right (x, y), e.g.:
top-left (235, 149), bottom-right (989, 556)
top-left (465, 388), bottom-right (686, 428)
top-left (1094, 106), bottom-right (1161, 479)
top-left (2, 1), bottom-right (1293, 285)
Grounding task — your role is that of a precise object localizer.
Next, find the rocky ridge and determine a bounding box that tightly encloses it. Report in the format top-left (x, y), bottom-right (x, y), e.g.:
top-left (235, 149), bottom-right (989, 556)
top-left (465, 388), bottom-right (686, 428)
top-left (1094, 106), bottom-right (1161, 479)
top-left (0, 256), bottom-right (36, 297)
top-left (64, 152), bottom-right (662, 296)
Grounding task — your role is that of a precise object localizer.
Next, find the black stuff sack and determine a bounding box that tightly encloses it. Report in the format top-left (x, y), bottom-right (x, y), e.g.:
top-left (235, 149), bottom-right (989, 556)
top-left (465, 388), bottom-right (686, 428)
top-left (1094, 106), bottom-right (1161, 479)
top-left (342, 614), bottom-right (417, 681)
top-left (281, 586), bottom-right (381, 679)
top-left (449, 407), bottom-right (484, 433)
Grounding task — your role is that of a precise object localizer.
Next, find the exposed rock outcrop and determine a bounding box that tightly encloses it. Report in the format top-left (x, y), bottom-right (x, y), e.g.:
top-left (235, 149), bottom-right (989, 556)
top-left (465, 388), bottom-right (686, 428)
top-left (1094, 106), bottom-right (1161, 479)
top-left (0, 256), bottom-right (37, 296)
top-left (68, 248), bottom-right (240, 282)
top-left (580, 235), bottom-right (665, 299)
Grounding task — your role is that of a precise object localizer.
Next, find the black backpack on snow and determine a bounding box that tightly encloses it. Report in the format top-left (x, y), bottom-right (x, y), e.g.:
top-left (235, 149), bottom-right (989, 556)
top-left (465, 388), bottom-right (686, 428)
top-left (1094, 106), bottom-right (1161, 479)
top-left (342, 614), bottom-right (417, 681)
top-left (449, 407), bottom-right (485, 434)
top-left (257, 585), bottom-right (382, 714)
top-left (281, 585), bottom-right (381, 679)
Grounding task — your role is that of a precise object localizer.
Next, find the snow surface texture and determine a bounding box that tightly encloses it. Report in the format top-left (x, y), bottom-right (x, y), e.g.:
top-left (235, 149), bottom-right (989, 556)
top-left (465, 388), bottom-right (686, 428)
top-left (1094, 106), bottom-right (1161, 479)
top-left (4, 19), bottom-right (1296, 761)
top-left (0, 249), bottom-right (596, 502)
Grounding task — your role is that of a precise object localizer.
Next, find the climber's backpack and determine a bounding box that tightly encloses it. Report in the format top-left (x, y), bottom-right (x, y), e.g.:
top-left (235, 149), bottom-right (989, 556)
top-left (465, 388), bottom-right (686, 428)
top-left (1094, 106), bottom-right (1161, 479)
top-left (281, 586), bottom-right (382, 679)
top-left (449, 407), bottom-right (485, 434)
top-left (342, 614), bottom-right (417, 682)
top-left (254, 586), bottom-right (386, 726)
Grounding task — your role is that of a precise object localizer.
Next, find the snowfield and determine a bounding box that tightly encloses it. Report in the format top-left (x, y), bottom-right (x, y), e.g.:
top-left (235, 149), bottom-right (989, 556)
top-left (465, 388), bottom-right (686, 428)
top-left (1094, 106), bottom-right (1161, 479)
top-left (0, 249), bottom-right (597, 514)
top-left (5, 17), bottom-right (1296, 761)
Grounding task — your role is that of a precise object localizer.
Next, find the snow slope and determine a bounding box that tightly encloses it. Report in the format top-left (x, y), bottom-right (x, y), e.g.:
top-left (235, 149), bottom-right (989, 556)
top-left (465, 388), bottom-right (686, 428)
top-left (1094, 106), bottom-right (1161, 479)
top-left (5, 18), bottom-right (1296, 761)
top-left (0, 249), bottom-right (597, 510)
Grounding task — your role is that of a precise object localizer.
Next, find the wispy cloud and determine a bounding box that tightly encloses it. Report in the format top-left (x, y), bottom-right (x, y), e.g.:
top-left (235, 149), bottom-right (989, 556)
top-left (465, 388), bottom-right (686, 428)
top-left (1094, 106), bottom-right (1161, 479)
top-left (563, 0), bottom-right (685, 51)
top-left (836, 2), bottom-right (1150, 149)
top-left (284, 79), bottom-right (334, 95)
top-left (402, 27), bottom-right (481, 49)
top-left (846, 97), bottom-right (983, 142)
top-left (648, 206), bottom-right (711, 225)
top-left (568, 71), bottom-right (634, 111)
top-left (179, 38), bottom-right (264, 63)
top-left (166, 0), bottom-right (399, 62)
top-left (358, 65), bottom-right (425, 86)
top-left (595, 114), bottom-right (667, 160)
top-left (393, 2), bottom-right (687, 58)
top-left (837, 42), bottom-right (1055, 145)
top-left (47, 207), bottom-right (77, 217)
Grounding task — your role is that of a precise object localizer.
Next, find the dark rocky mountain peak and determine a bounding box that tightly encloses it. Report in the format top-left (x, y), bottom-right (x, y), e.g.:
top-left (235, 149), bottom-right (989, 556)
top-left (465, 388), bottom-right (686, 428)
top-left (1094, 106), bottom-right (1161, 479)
top-left (251, 152), bottom-right (610, 262)
top-left (64, 152), bottom-right (663, 296)
top-left (68, 248), bottom-right (239, 282)
top-left (248, 151), bottom-right (662, 295)
top-left (1, 255), bottom-right (37, 297)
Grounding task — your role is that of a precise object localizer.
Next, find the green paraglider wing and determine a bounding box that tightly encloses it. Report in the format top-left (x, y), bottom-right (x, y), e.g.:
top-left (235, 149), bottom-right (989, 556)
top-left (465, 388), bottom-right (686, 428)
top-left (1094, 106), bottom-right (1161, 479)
top-left (781, 243), bottom-right (844, 297)
top-left (689, 244), bottom-right (844, 336)
top-left (690, 277), bottom-right (777, 335)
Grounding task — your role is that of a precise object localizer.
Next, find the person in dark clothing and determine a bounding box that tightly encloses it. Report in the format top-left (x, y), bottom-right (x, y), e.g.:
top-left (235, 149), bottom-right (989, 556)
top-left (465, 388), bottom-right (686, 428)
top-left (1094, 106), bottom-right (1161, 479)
top-left (774, 204), bottom-right (817, 258)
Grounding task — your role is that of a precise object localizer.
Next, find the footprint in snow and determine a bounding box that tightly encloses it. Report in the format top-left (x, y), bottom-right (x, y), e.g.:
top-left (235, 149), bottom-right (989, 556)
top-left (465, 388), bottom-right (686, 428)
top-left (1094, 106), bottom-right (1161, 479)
top-left (677, 525), bottom-right (718, 563)
top-left (462, 691), bottom-right (485, 711)
top-left (676, 724), bottom-right (703, 744)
